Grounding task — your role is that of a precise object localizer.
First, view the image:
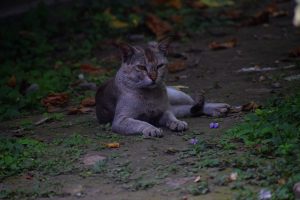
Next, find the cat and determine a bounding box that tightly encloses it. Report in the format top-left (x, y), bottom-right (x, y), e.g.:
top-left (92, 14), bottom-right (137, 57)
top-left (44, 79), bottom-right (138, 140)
top-left (95, 37), bottom-right (230, 137)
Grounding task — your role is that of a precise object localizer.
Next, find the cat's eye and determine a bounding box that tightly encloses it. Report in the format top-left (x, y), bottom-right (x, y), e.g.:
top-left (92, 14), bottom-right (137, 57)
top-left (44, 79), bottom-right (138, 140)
top-left (137, 65), bottom-right (147, 71)
top-left (157, 64), bottom-right (165, 69)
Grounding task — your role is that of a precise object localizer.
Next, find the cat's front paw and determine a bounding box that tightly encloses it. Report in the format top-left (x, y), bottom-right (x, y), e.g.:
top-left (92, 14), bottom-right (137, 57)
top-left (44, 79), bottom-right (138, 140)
top-left (142, 126), bottom-right (163, 138)
top-left (166, 120), bottom-right (188, 132)
top-left (203, 103), bottom-right (230, 117)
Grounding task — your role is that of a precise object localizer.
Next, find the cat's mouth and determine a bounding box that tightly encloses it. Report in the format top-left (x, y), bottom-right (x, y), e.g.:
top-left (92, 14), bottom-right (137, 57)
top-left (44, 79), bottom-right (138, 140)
top-left (146, 81), bottom-right (158, 88)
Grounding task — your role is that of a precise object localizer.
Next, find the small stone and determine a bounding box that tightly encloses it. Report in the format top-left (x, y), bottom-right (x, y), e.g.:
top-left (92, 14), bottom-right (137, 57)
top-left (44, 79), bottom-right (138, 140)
top-left (259, 75), bottom-right (266, 82)
top-left (78, 73), bottom-right (85, 80)
top-left (229, 172), bottom-right (238, 181)
top-left (271, 82), bottom-right (281, 89)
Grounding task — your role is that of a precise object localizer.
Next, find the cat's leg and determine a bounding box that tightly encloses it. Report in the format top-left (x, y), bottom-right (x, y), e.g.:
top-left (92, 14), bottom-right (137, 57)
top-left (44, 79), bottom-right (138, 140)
top-left (112, 115), bottom-right (163, 137)
top-left (203, 103), bottom-right (230, 117)
top-left (166, 87), bottom-right (194, 105)
top-left (167, 87), bottom-right (230, 117)
top-left (170, 102), bottom-right (230, 117)
top-left (159, 110), bottom-right (188, 131)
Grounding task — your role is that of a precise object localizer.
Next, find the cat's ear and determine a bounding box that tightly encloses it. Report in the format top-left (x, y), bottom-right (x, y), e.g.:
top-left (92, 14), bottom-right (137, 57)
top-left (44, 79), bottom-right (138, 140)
top-left (158, 36), bottom-right (172, 56)
top-left (116, 42), bottom-right (135, 64)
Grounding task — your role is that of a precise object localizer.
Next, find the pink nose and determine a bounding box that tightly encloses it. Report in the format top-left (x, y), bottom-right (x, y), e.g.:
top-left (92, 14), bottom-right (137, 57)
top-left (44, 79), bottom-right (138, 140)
top-left (148, 72), bottom-right (157, 81)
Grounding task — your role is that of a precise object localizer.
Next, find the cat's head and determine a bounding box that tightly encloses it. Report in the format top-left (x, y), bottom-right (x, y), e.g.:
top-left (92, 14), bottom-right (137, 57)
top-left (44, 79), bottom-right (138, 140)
top-left (116, 37), bottom-right (171, 89)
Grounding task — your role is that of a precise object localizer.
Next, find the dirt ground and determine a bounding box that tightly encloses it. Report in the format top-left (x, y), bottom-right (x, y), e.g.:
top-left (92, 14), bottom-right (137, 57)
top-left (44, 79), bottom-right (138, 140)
top-left (1, 1), bottom-right (300, 200)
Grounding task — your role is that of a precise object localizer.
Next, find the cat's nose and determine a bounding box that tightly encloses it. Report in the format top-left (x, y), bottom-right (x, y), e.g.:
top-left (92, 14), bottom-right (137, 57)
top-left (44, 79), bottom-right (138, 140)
top-left (148, 71), bottom-right (157, 82)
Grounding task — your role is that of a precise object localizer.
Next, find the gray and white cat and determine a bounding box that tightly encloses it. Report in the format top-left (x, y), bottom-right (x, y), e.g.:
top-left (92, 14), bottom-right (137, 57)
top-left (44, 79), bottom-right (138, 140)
top-left (96, 38), bottom-right (230, 137)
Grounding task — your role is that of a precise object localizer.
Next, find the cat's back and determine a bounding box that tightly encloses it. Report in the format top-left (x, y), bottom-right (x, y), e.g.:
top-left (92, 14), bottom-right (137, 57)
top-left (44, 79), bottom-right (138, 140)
top-left (96, 78), bottom-right (119, 124)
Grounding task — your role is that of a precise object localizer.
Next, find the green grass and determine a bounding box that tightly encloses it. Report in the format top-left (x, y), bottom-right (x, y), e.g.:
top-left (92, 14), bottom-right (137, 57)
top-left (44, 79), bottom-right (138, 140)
top-left (223, 93), bottom-right (300, 199)
top-left (0, 133), bottom-right (91, 180)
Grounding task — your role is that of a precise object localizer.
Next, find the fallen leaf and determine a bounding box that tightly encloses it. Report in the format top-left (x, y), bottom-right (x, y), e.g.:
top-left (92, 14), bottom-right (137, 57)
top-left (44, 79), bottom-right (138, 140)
top-left (24, 173), bottom-right (34, 180)
top-left (208, 38), bottom-right (237, 50)
top-left (170, 15), bottom-right (183, 24)
top-left (242, 101), bottom-right (261, 111)
top-left (35, 117), bottom-right (50, 126)
top-left (244, 11), bottom-right (269, 26)
top-left (221, 10), bottom-right (242, 20)
top-left (168, 60), bottom-right (187, 73)
top-left (146, 14), bottom-right (172, 37)
top-left (229, 172), bottom-right (238, 181)
top-left (289, 47), bottom-right (300, 57)
top-left (42, 93), bottom-right (69, 108)
top-left (47, 105), bottom-right (64, 113)
top-left (81, 97), bottom-right (96, 107)
top-left (277, 178), bottom-right (286, 185)
top-left (152, 0), bottom-right (182, 9)
top-left (172, 85), bottom-right (189, 90)
top-left (80, 64), bottom-right (109, 75)
top-left (194, 176), bottom-right (201, 182)
top-left (67, 106), bottom-right (93, 115)
top-left (106, 142), bottom-right (120, 148)
top-left (187, 1), bottom-right (208, 9)
top-left (264, 3), bottom-right (288, 17)
top-left (7, 75), bottom-right (16, 88)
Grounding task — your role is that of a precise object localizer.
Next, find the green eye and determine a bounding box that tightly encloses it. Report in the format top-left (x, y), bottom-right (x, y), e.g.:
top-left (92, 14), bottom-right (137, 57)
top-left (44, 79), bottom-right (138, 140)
top-left (157, 64), bottom-right (165, 69)
top-left (137, 65), bottom-right (147, 71)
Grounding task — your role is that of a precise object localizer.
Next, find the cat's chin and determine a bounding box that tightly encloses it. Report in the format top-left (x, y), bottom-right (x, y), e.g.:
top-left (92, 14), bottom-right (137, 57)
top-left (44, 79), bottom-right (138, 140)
top-left (141, 84), bottom-right (158, 89)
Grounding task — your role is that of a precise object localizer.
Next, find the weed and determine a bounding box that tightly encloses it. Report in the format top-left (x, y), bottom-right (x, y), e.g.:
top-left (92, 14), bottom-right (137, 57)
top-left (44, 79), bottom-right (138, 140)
top-left (132, 179), bottom-right (156, 190)
top-left (187, 181), bottom-right (210, 195)
top-left (223, 93), bottom-right (300, 199)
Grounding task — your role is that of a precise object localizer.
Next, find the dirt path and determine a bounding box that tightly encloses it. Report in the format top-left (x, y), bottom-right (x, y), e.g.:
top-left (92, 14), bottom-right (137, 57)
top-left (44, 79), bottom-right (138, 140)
top-left (1, 1), bottom-right (300, 200)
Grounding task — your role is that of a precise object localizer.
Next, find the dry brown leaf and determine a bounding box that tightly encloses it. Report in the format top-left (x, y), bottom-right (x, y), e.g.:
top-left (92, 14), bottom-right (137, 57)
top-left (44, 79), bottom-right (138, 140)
top-left (264, 3), bottom-right (288, 17)
top-left (106, 142), bottom-right (120, 148)
top-left (7, 75), bottom-right (17, 88)
top-left (170, 15), bottom-right (183, 24)
top-left (187, 0), bottom-right (208, 9)
top-left (146, 14), bottom-right (172, 37)
top-left (67, 106), bottom-right (93, 115)
top-left (244, 11), bottom-right (269, 26)
top-left (168, 60), bottom-right (187, 73)
top-left (242, 101), bottom-right (261, 111)
top-left (208, 38), bottom-right (237, 50)
top-left (80, 64), bottom-right (109, 75)
top-left (81, 97), bottom-right (96, 107)
top-left (221, 10), bottom-right (242, 20)
top-left (289, 47), bottom-right (300, 57)
top-left (277, 178), bottom-right (286, 185)
top-left (152, 0), bottom-right (182, 9)
top-left (42, 93), bottom-right (69, 108)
